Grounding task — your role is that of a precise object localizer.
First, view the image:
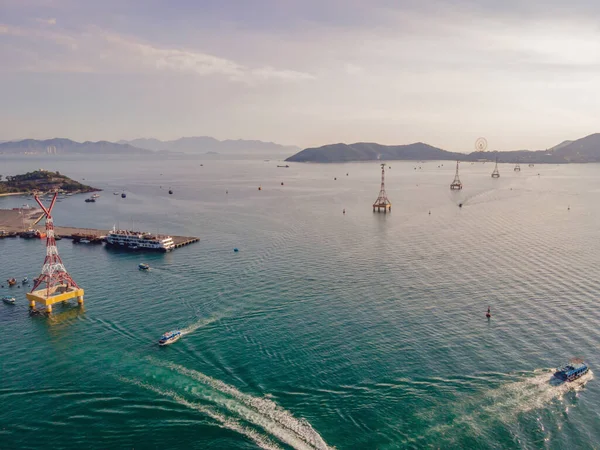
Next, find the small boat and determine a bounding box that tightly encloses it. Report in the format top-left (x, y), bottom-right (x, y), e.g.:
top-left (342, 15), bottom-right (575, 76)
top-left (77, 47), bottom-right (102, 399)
top-left (85, 198), bottom-right (96, 203)
top-left (158, 330), bottom-right (182, 346)
top-left (7, 278), bottom-right (16, 286)
top-left (91, 193), bottom-right (100, 199)
top-left (121, 192), bottom-right (127, 198)
top-left (22, 277), bottom-right (28, 284)
top-left (553, 358), bottom-right (589, 382)
top-left (138, 263), bottom-right (150, 271)
top-left (113, 192), bottom-right (119, 195)
top-left (2, 296), bottom-right (15, 305)
top-left (277, 165), bottom-right (290, 168)
top-left (79, 239), bottom-right (91, 244)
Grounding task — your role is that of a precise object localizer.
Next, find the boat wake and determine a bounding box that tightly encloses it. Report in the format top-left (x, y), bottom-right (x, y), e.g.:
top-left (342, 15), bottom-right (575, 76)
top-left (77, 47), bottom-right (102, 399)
top-left (121, 357), bottom-right (333, 450)
top-left (121, 377), bottom-right (282, 450)
top-left (180, 316), bottom-right (220, 336)
top-left (424, 369), bottom-right (593, 443)
top-left (482, 369), bottom-right (593, 415)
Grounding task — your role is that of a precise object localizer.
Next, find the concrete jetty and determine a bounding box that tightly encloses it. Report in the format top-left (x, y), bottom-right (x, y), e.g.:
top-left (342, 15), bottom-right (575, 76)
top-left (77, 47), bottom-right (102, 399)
top-left (0, 209), bottom-right (199, 250)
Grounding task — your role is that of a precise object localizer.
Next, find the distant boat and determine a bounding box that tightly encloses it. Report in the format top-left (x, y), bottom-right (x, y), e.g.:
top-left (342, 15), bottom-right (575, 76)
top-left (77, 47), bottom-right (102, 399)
top-left (158, 330), bottom-right (182, 346)
top-left (91, 193), bottom-right (100, 199)
top-left (138, 263), bottom-right (150, 271)
top-left (113, 192), bottom-right (119, 195)
top-left (79, 239), bottom-right (91, 244)
top-left (84, 198), bottom-right (96, 203)
top-left (277, 165), bottom-right (290, 168)
top-left (22, 277), bottom-right (28, 284)
top-left (7, 278), bottom-right (16, 286)
top-left (2, 296), bottom-right (15, 305)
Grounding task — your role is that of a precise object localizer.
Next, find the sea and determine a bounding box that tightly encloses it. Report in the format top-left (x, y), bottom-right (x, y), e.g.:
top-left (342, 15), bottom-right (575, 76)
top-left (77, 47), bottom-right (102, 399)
top-left (1, 154), bottom-right (600, 449)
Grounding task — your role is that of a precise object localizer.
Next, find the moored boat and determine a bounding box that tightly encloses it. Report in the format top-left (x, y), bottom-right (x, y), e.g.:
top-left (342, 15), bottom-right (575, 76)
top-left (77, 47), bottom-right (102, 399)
top-left (105, 227), bottom-right (175, 252)
top-left (2, 296), bottom-right (15, 305)
top-left (158, 330), bottom-right (182, 346)
top-left (553, 358), bottom-right (589, 382)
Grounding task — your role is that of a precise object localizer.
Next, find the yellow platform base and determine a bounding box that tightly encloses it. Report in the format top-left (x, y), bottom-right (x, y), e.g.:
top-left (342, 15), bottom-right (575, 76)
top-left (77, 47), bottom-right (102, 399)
top-left (26, 284), bottom-right (84, 312)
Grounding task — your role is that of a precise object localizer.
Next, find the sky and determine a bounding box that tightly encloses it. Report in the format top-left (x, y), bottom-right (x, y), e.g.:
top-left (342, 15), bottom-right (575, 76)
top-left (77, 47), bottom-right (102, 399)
top-left (1, 0), bottom-right (600, 151)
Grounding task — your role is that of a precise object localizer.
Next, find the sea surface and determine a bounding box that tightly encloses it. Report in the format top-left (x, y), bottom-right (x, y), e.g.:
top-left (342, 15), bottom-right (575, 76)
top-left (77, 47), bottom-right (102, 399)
top-left (1, 155), bottom-right (600, 449)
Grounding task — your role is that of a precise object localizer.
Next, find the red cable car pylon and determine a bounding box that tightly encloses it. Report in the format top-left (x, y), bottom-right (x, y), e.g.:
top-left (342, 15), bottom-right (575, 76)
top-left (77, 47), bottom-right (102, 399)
top-left (27, 191), bottom-right (83, 313)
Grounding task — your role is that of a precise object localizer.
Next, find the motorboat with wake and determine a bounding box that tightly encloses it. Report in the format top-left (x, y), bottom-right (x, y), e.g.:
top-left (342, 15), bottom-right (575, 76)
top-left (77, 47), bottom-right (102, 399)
top-left (553, 358), bottom-right (589, 382)
top-left (2, 296), bottom-right (15, 305)
top-left (158, 330), bottom-right (182, 346)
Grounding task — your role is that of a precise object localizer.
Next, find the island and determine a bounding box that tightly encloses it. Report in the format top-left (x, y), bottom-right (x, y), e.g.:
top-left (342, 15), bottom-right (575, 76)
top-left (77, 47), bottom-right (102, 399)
top-left (285, 133), bottom-right (600, 164)
top-left (0, 170), bottom-right (100, 196)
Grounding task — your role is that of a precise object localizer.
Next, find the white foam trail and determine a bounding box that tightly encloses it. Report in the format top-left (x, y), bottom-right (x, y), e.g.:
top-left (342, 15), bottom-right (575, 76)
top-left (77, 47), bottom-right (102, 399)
top-left (483, 369), bottom-right (593, 415)
top-left (149, 358), bottom-right (333, 450)
top-left (119, 377), bottom-right (282, 450)
top-left (181, 316), bottom-right (220, 335)
top-left (425, 369), bottom-right (593, 442)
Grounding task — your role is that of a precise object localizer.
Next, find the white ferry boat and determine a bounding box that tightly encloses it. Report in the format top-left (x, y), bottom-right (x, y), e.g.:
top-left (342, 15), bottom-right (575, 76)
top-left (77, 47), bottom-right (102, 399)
top-left (105, 227), bottom-right (175, 252)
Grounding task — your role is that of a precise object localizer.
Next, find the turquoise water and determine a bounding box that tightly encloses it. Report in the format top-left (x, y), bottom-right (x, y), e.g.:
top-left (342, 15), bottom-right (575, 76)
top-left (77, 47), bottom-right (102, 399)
top-left (1, 156), bottom-right (600, 449)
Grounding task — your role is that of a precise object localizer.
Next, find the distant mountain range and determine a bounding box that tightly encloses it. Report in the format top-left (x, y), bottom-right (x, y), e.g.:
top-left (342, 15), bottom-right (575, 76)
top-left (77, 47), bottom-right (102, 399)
top-left (0, 137), bottom-right (300, 155)
top-left (118, 137), bottom-right (300, 154)
top-left (0, 138), bottom-right (150, 155)
top-left (286, 133), bottom-right (600, 164)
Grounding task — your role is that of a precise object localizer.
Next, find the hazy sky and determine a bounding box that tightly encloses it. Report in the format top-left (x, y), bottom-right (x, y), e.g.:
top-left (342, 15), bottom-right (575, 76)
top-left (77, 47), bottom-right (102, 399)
top-left (1, 0), bottom-right (599, 151)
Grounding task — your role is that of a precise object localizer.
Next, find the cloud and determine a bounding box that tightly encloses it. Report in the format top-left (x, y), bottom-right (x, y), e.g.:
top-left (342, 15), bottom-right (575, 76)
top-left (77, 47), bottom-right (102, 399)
top-left (35, 18), bottom-right (56, 25)
top-left (0, 23), bottom-right (314, 83)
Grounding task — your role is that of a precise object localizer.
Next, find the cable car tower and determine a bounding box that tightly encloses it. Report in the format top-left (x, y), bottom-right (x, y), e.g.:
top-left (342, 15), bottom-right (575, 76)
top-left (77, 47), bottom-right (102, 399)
top-left (26, 191), bottom-right (84, 314)
top-left (491, 156), bottom-right (500, 178)
top-left (373, 163), bottom-right (391, 212)
top-left (514, 159), bottom-right (521, 172)
top-left (450, 160), bottom-right (463, 190)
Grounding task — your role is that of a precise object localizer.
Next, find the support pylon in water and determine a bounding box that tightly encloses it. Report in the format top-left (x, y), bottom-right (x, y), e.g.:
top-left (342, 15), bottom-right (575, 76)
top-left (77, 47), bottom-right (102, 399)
top-left (26, 191), bottom-right (84, 314)
top-left (491, 156), bottom-right (500, 178)
top-left (450, 160), bottom-right (463, 190)
top-left (373, 163), bottom-right (391, 212)
top-left (514, 162), bottom-right (521, 172)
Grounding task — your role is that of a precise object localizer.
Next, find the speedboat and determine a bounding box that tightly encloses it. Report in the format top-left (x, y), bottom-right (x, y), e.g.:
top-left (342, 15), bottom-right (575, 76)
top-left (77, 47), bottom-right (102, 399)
top-left (85, 198), bottom-right (96, 203)
top-left (138, 263), bottom-right (150, 271)
top-left (158, 330), bottom-right (182, 346)
top-left (553, 358), bottom-right (589, 382)
top-left (2, 296), bottom-right (15, 305)
top-left (7, 278), bottom-right (16, 286)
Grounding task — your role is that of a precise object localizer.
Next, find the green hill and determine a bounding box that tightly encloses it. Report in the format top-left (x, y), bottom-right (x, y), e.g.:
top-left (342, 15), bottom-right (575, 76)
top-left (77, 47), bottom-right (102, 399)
top-left (0, 170), bottom-right (99, 194)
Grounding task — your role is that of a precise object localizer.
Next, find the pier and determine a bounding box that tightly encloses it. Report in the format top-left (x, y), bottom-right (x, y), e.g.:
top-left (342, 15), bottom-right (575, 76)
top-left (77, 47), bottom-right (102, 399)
top-left (0, 209), bottom-right (199, 250)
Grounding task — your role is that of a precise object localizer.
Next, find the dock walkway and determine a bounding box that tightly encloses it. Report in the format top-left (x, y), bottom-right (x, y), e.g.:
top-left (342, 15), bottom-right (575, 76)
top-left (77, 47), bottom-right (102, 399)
top-left (0, 209), bottom-right (199, 250)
